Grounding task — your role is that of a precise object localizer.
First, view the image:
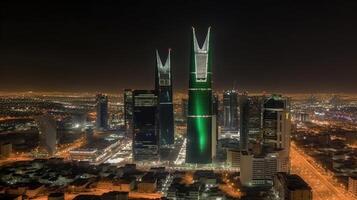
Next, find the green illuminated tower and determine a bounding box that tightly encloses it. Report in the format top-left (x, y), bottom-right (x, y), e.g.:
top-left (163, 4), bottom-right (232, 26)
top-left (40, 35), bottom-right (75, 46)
top-left (186, 27), bottom-right (213, 164)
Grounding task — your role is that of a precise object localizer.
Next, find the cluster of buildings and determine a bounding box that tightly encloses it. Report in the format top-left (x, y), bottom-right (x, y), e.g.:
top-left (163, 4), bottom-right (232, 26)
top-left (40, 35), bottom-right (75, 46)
top-left (0, 27), bottom-right (318, 200)
top-left (122, 42), bottom-right (175, 162)
top-left (115, 27), bottom-right (312, 199)
top-left (0, 159), bottom-right (158, 199)
top-left (237, 95), bottom-right (291, 186)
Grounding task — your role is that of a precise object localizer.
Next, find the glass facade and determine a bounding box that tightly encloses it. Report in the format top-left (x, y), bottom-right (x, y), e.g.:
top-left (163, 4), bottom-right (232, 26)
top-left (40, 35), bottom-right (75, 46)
top-left (155, 50), bottom-right (174, 145)
top-left (186, 27), bottom-right (213, 164)
top-left (132, 90), bottom-right (159, 161)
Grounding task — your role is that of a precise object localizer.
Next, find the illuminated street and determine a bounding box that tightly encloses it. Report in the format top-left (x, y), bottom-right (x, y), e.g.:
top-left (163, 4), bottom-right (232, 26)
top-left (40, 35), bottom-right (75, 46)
top-left (291, 143), bottom-right (355, 200)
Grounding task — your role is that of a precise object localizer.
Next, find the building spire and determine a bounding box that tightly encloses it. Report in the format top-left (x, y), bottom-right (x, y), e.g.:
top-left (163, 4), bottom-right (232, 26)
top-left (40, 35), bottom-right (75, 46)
top-left (192, 27), bottom-right (211, 53)
top-left (156, 49), bottom-right (170, 72)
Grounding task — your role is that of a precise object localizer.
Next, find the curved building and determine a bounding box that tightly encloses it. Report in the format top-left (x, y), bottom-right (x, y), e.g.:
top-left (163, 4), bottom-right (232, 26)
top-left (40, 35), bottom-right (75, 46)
top-left (186, 27), bottom-right (213, 164)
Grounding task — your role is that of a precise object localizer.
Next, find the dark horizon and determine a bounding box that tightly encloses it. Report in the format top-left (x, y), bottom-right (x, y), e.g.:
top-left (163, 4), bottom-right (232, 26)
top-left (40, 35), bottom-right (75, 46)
top-left (1, 1), bottom-right (357, 93)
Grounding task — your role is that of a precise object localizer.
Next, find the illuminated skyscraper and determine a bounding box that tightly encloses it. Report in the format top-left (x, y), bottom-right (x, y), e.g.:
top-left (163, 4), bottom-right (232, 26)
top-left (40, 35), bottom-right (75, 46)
top-left (223, 90), bottom-right (238, 131)
top-left (95, 94), bottom-right (108, 130)
top-left (263, 95), bottom-right (291, 151)
top-left (240, 95), bottom-right (263, 151)
top-left (239, 94), bottom-right (291, 186)
top-left (263, 95), bottom-right (291, 173)
top-left (155, 49), bottom-right (174, 146)
top-left (132, 90), bottom-right (159, 161)
top-left (124, 89), bottom-right (133, 134)
top-left (186, 27), bottom-right (213, 164)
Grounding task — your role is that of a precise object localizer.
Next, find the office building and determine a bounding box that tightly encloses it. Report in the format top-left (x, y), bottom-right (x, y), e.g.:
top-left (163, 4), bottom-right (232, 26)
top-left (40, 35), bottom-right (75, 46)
top-left (132, 90), bottom-right (159, 162)
top-left (240, 151), bottom-right (279, 186)
top-left (186, 27), bottom-right (213, 164)
top-left (155, 49), bottom-right (174, 145)
top-left (263, 95), bottom-right (291, 173)
top-left (240, 95), bottom-right (263, 151)
top-left (226, 149), bottom-right (240, 168)
top-left (124, 89), bottom-right (133, 133)
top-left (95, 94), bottom-right (108, 130)
top-left (263, 95), bottom-right (291, 151)
top-left (223, 90), bottom-right (238, 131)
top-left (239, 94), bottom-right (291, 185)
top-left (274, 172), bottom-right (312, 200)
top-left (240, 95), bottom-right (291, 152)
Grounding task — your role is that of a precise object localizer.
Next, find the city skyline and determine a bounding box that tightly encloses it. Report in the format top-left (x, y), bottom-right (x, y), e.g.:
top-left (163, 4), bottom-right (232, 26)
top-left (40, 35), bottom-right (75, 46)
top-left (1, 1), bottom-right (357, 93)
top-left (1, 2), bottom-right (357, 199)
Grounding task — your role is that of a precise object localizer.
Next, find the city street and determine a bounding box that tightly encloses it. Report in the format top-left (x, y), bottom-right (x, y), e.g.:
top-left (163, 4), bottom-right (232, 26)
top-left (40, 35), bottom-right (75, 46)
top-left (291, 143), bottom-right (354, 200)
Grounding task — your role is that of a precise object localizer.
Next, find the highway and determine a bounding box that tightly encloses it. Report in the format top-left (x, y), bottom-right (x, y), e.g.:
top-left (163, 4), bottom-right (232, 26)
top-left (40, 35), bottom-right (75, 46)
top-left (291, 143), bottom-right (355, 200)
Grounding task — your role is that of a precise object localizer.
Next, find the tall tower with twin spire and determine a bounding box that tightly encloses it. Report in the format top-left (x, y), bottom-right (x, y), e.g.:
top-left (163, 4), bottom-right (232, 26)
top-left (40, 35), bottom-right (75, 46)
top-left (155, 49), bottom-right (174, 146)
top-left (186, 27), bottom-right (214, 164)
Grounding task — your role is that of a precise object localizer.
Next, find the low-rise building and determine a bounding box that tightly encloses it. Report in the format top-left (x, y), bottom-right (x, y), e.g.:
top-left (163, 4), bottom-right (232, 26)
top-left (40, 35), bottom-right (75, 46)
top-left (138, 173), bottom-right (157, 193)
top-left (227, 149), bottom-right (240, 168)
top-left (274, 172), bottom-right (312, 200)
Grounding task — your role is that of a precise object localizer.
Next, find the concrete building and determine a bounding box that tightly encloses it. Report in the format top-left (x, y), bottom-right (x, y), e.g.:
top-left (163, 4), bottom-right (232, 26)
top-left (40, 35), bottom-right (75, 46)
top-left (274, 172), bottom-right (312, 200)
top-left (240, 151), bottom-right (285, 186)
top-left (240, 151), bottom-right (253, 186)
top-left (226, 149), bottom-right (240, 168)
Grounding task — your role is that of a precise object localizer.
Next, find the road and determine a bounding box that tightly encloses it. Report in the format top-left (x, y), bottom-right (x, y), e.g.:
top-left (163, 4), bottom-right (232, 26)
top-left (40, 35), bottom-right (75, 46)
top-left (290, 143), bottom-right (355, 200)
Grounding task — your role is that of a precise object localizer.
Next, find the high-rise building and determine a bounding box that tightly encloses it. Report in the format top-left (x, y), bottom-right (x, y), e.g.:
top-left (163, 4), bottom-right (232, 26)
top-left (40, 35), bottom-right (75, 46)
top-left (124, 89), bottom-right (133, 133)
top-left (240, 95), bottom-right (263, 151)
top-left (155, 49), bottom-right (174, 146)
top-left (263, 95), bottom-right (291, 151)
top-left (186, 27), bottom-right (213, 164)
top-left (223, 90), bottom-right (238, 131)
top-left (132, 90), bottom-right (159, 162)
top-left (239, 94), bottom-right (291, 186)
top-left (212, 93), bottom-right (219, 158)
top-left (36, 114), bottom-right (57, 156)
top-left (261, 95), bottom-right (291, 173)
top-left (95, 94), bottom-right (108, 130)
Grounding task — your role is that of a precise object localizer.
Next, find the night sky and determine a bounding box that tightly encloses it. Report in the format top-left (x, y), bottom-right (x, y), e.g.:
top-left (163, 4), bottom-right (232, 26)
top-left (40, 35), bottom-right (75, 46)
top-left (1, 1), bottom-right (357, 93)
